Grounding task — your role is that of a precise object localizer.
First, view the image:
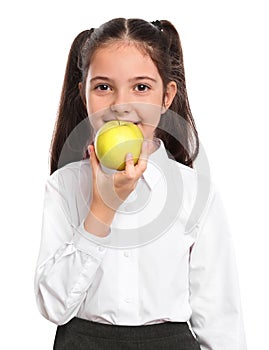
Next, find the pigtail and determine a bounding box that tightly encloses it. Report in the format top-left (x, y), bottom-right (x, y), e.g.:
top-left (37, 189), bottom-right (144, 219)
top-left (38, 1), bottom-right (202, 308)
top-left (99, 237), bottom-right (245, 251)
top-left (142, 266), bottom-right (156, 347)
top-left (49, 29), bottom-right (94, 175)
top-left (154, 20), bottom-right (199, 168)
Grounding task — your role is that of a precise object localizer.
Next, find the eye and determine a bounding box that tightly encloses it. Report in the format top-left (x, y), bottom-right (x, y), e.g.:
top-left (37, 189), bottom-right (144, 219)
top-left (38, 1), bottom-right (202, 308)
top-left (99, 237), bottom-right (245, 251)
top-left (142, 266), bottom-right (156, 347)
top-left (135, 84), bottom-right (150, 92)
top-left (95, 84), bottom-right (111, 91)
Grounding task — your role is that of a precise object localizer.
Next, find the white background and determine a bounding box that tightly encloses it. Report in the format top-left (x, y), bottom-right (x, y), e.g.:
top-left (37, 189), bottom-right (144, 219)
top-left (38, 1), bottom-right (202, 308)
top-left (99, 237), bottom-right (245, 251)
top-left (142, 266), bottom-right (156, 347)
top-left (0, 0), bottom-right (268, 348)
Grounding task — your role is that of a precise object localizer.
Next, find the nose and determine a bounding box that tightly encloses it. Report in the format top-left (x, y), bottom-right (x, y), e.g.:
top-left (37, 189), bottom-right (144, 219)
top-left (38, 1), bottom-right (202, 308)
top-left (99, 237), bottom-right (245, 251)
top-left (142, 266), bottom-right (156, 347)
top-left (110, 103), bottom-right (132, 115)
top-left (110, 91), bottom-right (133, 116)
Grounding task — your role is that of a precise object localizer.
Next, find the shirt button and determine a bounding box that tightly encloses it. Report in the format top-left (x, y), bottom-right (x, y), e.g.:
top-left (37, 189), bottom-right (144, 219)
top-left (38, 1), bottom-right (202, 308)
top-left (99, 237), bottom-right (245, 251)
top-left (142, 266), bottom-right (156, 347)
top-left (98, 246), bottom-right (104, 252)
top-left (123, 251), bottom-right (129, 257)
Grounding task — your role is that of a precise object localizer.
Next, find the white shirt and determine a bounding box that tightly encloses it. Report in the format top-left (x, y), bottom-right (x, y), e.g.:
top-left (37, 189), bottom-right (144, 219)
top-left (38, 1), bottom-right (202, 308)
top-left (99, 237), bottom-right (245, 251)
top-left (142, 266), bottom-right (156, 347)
top-left (34, 140), bottom-right (247, 349)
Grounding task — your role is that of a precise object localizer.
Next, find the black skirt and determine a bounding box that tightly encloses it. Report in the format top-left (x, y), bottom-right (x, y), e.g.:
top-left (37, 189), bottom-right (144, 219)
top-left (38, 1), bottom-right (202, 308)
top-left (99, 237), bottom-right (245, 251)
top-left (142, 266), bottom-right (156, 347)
top-left (53, 317), bottom-right (201, 350)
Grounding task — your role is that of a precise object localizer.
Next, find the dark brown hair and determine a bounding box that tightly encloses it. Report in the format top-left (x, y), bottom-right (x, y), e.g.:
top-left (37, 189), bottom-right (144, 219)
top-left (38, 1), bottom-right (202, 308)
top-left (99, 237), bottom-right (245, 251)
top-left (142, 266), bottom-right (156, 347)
top-left (49, 18), bottom-right (199, 175)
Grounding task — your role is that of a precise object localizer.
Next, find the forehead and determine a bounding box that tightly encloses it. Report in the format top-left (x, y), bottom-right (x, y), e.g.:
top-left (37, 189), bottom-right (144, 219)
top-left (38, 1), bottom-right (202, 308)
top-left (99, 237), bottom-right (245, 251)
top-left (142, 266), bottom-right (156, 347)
top-left (89, 41), bottom-right (159, 77)
top-left (92, 40), bottom-right (150, 58)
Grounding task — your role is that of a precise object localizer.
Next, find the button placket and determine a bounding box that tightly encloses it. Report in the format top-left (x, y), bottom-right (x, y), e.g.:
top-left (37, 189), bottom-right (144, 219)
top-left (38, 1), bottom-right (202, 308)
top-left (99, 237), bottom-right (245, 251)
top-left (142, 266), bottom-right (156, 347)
top-left (120, 249), bottom-right (135, 304)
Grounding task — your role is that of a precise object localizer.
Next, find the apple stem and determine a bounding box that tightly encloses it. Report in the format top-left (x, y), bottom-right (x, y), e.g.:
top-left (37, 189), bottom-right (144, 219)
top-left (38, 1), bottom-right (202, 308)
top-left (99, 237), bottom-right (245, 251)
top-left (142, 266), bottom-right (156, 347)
top-left (115, 116), bottom-right (120, 125)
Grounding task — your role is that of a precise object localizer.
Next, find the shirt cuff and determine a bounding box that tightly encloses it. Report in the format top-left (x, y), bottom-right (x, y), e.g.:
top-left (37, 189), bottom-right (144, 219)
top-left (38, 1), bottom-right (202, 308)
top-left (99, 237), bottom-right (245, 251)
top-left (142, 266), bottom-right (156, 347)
top-left (72, 219), bottom-right (112, 260)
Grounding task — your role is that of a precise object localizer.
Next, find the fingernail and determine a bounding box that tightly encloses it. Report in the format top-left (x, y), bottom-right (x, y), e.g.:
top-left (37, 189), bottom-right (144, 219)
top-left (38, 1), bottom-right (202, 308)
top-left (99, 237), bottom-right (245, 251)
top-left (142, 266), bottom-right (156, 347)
top-left (126, 153), bottom-right (133, 161)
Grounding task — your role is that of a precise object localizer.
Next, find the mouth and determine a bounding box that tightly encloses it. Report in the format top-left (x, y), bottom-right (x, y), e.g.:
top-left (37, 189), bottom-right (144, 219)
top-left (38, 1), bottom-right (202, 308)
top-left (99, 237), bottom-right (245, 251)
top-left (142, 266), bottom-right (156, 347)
top-left (104, 119), bottom-right (141, 125)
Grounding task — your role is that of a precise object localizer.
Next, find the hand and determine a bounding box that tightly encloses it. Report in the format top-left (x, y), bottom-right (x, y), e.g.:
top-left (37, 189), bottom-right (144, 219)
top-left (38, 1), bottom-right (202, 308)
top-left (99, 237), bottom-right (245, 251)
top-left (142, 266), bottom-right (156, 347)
top-left (88, 140), bottom-right (150, 211)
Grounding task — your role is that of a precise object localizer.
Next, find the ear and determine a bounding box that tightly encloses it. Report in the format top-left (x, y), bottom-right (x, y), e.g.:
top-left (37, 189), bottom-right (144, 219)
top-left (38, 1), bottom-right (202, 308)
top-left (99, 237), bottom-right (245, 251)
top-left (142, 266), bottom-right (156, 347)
top-left (162, 81), bottom-right (177, 113)
top-left (78, 82), bottom-right (86, 107)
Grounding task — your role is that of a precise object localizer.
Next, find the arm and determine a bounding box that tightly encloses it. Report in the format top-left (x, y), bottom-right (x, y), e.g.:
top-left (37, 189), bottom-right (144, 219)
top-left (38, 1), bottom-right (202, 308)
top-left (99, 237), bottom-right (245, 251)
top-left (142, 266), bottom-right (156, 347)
top-left (35, 144), bottom-right (149, 325)
top-left (189, 184), bottom-right (247, 349)
top-left (34, 172), bottom-right (112, 326)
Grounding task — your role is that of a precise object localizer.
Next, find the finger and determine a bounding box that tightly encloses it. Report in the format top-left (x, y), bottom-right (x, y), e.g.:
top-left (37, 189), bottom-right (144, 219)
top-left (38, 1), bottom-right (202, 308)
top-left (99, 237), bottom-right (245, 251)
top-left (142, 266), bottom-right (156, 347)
top-left (88, 145), bottom-right (100, 178)
top-left (124, 152), bottom-right (136, 177)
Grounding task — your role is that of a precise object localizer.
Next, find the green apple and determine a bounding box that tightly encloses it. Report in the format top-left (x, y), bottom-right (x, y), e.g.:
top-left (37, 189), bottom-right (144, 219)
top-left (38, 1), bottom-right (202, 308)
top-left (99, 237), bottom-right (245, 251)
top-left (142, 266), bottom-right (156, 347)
top-left (94, 120), bottom-right (144, 170)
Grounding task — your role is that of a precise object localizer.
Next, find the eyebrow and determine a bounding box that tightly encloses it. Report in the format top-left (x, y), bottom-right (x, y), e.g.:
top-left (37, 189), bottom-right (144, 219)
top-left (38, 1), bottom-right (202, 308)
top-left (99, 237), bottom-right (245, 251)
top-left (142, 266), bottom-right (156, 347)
top-left (129, 76), bottom-right (158, 83)
top-left (89, 76), bottom-right (158, 83)
top-left (89, 76), bottom-right (111, 83)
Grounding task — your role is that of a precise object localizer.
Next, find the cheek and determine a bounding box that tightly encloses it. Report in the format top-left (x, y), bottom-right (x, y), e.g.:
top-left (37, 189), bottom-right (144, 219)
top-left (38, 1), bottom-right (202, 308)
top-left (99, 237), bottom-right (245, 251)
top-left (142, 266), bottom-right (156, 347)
top-left (86, 96), bottom-right (106, 131)
top-left (137, 107), bottom-right (162, 140)
top-left (87, 110), bottom-right (105, 134)
top-left (87, 95), bottom-right (99, 115)
top-left (137, 103), bottom-right (162, 127)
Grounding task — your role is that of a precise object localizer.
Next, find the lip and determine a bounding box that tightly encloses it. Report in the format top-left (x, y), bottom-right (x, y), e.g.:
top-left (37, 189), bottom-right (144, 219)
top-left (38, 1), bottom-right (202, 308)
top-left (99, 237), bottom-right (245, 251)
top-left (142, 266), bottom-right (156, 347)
top-left (104, 119), bottom-right (141, 125)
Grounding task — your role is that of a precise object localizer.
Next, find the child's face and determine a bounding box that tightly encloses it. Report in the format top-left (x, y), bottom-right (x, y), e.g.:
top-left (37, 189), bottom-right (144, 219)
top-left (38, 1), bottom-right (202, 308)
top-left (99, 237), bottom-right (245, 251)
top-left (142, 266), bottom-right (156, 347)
top-left (83, 42), bottom-right (176, 141)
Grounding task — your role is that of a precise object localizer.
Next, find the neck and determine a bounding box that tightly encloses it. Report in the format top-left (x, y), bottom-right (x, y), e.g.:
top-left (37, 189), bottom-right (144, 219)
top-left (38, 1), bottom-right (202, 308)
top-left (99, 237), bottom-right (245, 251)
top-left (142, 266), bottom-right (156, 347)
top-left (148, 137), bottom-right (161, 155)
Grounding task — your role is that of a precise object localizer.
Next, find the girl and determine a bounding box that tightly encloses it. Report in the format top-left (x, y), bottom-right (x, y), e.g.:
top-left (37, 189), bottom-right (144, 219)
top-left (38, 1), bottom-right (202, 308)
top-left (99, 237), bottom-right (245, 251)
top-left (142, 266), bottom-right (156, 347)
top-left (35, 18), bottom-right (247, 349)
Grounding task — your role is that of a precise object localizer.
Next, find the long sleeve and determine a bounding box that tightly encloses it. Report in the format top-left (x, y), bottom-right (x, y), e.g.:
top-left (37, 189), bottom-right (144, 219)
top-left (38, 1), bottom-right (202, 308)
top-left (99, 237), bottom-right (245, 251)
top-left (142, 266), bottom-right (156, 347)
top-left (34, 171), bottom-right (111, 326)
top-left (189, 184), bottom-right (247, 349)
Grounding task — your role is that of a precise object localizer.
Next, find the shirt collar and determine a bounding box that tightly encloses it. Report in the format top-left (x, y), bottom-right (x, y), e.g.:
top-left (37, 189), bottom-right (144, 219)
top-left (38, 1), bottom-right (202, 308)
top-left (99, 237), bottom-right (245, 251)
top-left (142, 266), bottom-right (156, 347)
top-left (141, 138), bottom-right (170, 190)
